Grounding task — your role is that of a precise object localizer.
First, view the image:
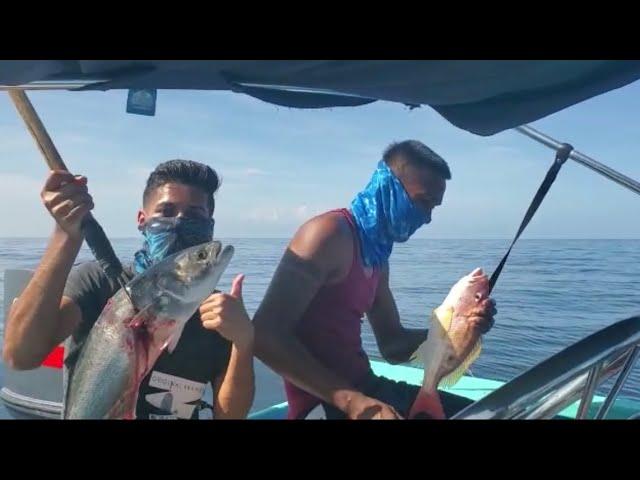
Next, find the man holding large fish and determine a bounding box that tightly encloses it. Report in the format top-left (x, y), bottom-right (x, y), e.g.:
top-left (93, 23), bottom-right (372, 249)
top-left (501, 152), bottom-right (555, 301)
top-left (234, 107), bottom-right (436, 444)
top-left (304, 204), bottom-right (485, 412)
top-left (3, 160), bottom-right (255, 419)
top-left (254, 140), bottom-right (497, 419)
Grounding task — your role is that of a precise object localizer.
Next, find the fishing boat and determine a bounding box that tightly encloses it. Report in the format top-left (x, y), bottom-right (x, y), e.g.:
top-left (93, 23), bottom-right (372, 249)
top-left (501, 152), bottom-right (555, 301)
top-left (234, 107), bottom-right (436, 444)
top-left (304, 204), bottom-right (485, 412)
top-left (1, 60), bottom-right (639, 420)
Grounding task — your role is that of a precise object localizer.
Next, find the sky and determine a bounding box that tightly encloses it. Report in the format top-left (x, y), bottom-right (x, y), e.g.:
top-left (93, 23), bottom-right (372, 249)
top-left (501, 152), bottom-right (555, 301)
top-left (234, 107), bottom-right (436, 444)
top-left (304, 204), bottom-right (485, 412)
top-left (1, 79), bottom-right (639, 239)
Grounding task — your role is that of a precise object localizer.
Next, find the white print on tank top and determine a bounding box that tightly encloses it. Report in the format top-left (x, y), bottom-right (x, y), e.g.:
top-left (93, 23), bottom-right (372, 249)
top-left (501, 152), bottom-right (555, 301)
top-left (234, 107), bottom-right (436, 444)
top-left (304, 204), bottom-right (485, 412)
top-left (145, 370), bottom-right (206, 419)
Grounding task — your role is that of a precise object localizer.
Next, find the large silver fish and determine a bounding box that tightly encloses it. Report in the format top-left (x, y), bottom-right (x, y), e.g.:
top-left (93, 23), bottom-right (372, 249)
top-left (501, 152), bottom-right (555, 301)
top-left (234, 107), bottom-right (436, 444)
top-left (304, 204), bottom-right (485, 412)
top-left (64, 241), bottom-right (234, 419)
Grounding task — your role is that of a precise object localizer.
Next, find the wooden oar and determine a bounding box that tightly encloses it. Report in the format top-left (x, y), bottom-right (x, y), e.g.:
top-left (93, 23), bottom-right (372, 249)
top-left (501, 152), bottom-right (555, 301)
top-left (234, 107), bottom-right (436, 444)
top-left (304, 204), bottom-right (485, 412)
top-left (8, 90), bottom-right (130, 292)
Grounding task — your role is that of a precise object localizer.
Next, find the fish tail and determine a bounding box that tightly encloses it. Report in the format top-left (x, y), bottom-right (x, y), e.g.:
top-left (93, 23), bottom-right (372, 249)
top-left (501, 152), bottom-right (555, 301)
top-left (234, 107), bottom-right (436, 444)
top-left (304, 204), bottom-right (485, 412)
top-left (408, 388), bottom-right (446, 420)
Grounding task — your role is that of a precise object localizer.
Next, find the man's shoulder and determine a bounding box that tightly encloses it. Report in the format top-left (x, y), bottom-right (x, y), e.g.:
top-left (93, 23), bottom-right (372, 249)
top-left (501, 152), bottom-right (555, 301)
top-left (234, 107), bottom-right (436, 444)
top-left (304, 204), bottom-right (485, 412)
top-left (66, 261), bottom-right (106, 291)
top-left (296, 210), bottom-right (354, 250)
top-left (69, 260), bottom-right (134, 284)
top-left (65, 261), bottom-right (135, 304)
top-left (290, 210), bottom-right (355, 276)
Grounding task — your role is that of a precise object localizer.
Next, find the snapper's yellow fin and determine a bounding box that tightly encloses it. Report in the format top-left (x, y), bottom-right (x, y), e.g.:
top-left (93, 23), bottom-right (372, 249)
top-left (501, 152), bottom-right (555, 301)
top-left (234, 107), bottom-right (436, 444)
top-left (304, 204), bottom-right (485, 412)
top-left (439, 338), bottom-right (482, 389)
top-left (434, 306), bottom-right (455, 332)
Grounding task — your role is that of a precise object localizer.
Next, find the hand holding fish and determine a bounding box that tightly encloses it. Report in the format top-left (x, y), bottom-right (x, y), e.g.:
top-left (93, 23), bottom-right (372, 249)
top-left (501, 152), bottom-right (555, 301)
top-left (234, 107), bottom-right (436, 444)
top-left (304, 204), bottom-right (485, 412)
top-left (41, 170), bottom-right (94, 240)
top-left (200, 274), bottom-right (255, 351)
top-left (464, 297), bottom-right (497, 334)
top-left (345, 392), bottom-right (403, 420)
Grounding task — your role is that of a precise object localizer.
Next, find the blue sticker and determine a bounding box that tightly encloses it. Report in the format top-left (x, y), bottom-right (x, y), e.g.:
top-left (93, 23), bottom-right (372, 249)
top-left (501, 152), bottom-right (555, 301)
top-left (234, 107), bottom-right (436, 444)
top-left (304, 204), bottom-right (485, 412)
top-left (126, 89), bottom-right (157, 116)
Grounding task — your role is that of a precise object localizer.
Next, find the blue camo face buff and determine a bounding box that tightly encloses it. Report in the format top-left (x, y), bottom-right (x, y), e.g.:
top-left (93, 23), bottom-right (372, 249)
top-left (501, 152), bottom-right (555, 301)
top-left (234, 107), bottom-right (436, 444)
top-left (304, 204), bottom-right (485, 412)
top-left (134, 216), bottom-right (215, 273)
top-left (350, 160), bottom-right (431, 268)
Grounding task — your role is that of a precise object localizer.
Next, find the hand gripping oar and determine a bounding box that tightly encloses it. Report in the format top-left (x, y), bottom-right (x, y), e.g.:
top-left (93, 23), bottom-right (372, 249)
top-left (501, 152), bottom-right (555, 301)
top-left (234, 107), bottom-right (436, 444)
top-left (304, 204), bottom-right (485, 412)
top-left (8, 90), bottom-right (133, 301)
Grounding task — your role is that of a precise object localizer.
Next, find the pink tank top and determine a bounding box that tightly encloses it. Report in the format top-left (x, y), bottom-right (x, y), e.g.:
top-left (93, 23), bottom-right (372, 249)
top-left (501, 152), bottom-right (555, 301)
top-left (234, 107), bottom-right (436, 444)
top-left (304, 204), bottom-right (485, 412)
top-left (284, 208), bottom-right (381, 419)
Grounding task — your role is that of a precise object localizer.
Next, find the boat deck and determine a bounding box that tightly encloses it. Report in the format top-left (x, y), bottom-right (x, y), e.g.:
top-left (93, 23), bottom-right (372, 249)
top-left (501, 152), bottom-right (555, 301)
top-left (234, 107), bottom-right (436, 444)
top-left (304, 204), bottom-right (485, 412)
top-left (249, 360), bottom-right (640, 419)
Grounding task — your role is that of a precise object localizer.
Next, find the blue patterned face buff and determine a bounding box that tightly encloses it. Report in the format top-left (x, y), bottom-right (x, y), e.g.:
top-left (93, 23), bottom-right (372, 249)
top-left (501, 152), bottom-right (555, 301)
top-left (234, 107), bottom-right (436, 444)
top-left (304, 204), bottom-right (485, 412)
top-left (134, 216), bottom-right (215, 273)
top-left (349, 160), bottom-right (431, 268)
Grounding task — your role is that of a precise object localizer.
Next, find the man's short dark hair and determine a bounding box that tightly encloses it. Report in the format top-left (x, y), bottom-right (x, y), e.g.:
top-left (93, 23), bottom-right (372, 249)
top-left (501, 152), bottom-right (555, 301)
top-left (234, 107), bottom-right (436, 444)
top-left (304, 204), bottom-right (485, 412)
top-left (143, 159), bottom-right (220, 212)
top-left (383, 140), bottom-right (452, 180)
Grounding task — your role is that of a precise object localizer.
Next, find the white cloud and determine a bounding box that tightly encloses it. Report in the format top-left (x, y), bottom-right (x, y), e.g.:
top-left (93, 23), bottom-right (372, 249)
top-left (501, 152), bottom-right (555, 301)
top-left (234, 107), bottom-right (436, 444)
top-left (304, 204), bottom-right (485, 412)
top-left (484, 144), bottom-right (521, 157)
top-left (245, 167), bottom-right (267, 176)
top-left (248, 207), bottom-right (280, 222)
top-left (246, 204), bottom-right (321, 224)
top-left (0, 124), bottom-right (37, 154)
top-left (218, 167), bottom-right (270, 182)
top-left (124, 165), bottom-right (155, 182)
top-left (0, 173), bottom-right (54, 237)
top-left (59, 133), bottom-right (92, 145)
top-left (293, 205), bottom-right (308, 220)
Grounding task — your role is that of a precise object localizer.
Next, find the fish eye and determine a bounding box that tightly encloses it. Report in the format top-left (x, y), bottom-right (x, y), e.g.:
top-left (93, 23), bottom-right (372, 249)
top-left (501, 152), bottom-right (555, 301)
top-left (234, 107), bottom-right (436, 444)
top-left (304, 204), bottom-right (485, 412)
top-left (197, 250), bottom-right (208, 261)
top-left (475, 292), bottom-right (483, 301)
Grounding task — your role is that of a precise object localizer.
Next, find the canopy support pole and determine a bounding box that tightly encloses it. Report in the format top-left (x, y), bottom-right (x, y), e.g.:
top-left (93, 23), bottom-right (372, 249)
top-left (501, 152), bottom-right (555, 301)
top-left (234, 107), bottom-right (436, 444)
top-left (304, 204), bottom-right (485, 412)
top-left (515, 125), bottom-right (640, 196)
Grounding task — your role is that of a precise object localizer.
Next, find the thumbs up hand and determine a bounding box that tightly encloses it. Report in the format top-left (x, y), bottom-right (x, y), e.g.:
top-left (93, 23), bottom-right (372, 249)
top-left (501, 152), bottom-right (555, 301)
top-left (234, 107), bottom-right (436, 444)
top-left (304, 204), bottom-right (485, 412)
top-left (200, 274), bottom-right (254, 351)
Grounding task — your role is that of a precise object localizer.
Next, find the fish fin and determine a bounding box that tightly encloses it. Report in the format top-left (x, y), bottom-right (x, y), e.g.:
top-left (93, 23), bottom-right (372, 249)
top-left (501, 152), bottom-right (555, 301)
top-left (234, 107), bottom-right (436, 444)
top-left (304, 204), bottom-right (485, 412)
top-left (409, 340), bottom-right (425, 363)
top-left (409, 345), bottom-right (420, 363)
top-left (165, 320), bottom-right (187, 354)
top-left (439, 338), bottom-right (482, 389)
top-left (434, 306), bottom-right (455, 333)
top-left (409, 389), bottom-right (446, 420)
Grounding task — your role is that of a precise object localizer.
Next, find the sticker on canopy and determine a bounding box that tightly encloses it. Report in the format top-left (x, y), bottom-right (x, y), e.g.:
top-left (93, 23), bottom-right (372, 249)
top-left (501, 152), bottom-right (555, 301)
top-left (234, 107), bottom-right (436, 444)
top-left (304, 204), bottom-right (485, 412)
top-left (126, 88), bottom-right (157, 116)
top-left (146, 371), bottom-right (206, 419)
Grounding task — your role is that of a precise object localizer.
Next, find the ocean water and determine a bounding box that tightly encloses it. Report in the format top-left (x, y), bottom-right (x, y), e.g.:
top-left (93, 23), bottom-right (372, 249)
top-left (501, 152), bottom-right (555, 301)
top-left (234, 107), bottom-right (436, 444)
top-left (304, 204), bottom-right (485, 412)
top-left (1, 237), bottom-right (638, 417)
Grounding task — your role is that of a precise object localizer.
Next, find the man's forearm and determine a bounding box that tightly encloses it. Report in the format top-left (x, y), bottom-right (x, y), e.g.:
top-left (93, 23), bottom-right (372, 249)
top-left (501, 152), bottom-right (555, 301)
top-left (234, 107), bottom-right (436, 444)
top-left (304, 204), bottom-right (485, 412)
top-left (214, 344), bottom-right (255, 419)
top-left (3, 226), bottom-right (82, 369)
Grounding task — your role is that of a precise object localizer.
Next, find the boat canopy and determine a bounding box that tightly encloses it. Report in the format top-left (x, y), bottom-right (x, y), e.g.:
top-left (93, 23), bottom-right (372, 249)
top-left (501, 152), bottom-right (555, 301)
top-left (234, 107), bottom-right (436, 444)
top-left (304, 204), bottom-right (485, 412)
top-left (2, 60), bottom-right (640, 136)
